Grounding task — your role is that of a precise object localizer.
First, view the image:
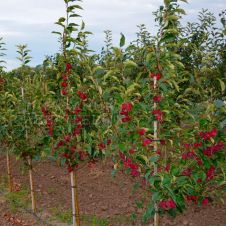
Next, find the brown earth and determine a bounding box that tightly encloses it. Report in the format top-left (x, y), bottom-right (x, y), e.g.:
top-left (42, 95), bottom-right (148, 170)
top-left (0, 154), bottom-right (225, 226)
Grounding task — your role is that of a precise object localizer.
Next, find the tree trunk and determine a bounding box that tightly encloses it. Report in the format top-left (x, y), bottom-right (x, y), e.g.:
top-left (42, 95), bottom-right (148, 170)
top-left (70, 170), bottom-right (81, 226)
top-left (6, 151), bottom-right (13, 192)
top-left (28, 157), bottom-right (36, 213)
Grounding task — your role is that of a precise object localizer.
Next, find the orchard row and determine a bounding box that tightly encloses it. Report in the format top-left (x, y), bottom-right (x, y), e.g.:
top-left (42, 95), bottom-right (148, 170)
top-left (0, 0), bottom-right (225, 225)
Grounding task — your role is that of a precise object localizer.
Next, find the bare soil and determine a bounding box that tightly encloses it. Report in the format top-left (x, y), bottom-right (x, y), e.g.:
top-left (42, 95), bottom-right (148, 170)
top-left (0, 154), bottom-right (225, 226)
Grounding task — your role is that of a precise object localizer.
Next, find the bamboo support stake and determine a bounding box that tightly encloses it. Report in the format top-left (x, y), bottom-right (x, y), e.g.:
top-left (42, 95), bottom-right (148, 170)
top-left (21, 87), bottom-right (24, 98)
top-left (6, 151), bottom-right (13, 192)
top-left (56, 158), bottom-right (61, 167)
top-left (28, 157), bottom-right (36, 213)
top-left (70, 170), bottom-right (81, 226)
top-left (21, 82), bottom-right (36, 212)
top-left (74, 172), bottom-right (81, 226)
top-left (153, 76), bottom-right (160, 226)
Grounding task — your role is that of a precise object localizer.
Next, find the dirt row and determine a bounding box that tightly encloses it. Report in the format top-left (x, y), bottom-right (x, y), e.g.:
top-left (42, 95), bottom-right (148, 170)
top-left (0, 155), bottom-right (225, 226)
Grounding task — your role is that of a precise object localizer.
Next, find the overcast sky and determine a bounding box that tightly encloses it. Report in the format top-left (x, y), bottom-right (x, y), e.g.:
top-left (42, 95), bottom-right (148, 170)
top-left (0, 0), bottom-right (225, 70)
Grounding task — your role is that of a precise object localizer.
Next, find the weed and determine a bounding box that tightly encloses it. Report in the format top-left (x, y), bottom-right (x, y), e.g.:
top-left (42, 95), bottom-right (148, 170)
top-left (5, 189), bottom-right (30, 213)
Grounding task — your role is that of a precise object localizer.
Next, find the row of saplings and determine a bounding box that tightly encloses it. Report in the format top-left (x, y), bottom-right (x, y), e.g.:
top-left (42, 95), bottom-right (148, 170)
top-left (2, 67), bottom-right (225, 226)
top-left (1, 0), bottom-right (225, 225)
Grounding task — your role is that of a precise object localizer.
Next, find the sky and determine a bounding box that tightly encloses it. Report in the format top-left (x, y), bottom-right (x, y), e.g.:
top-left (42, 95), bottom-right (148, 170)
top-left (0, 0), bottom-right (225, 70)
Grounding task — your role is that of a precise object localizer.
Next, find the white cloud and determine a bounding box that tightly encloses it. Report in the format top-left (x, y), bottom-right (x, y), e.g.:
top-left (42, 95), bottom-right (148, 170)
top-left (0, 0), bottom-right (225, 70)
top-left (5, 59), bottom-right (20, 71)
top-left (0, 0), bottom-right (64, 24)
top-left (0, 30), bottom-right (25, 38)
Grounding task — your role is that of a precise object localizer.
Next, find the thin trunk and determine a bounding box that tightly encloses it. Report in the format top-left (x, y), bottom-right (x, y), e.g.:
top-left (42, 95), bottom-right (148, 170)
top-left (21, 81), bottom-right (36, 212)
top-left (56, 158), bottom-right (61, 167)
top-left (6, 151), bottom-right (13, 192)
top-left (153, 76), bottom-right (160, 226)
top-left (28, 157), bottom-right (36, 213)
top-left (70, 170), bottom-right (81, 226)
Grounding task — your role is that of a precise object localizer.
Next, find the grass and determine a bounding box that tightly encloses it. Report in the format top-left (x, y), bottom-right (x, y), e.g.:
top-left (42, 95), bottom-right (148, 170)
top-left (81, 214), bottom-right (138, 226)
top-left (48, 205), bottom-right (138, 226)
top-left (0, 174), bottom-right (8, 192)
top-left (4, 188), bottom-right (30, 213)
top-left (48, 209), bottom-right (112, 226)
top-left (0, 172), bottom-right (142, 225)
top-left (49, 206), bottom-right (72, 224)
top-left (46, 187), bottom-right (58, 194)
top-left (0, 173), bottom-right (30, 213)
top-left (81, 215), bottom-right (110, 226)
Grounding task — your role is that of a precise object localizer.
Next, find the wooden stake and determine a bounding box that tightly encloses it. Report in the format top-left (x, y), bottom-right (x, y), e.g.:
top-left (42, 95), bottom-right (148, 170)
top-left (154, 210), bottom-right (160, 226)
top-left (6, 151), bottom-right (13, 192)
top-left (56, 158), bottom-right (61, 167)
top-left (74, 172), bottom-right (81, 226)
top-left (28, 157), bottom-right (36, 213)
top-left (21, 87), bottom-right (24, 98)
top-left (153, 76), bottom-right (160, 226)
top-left (70, 170), bottom-right (81, 226)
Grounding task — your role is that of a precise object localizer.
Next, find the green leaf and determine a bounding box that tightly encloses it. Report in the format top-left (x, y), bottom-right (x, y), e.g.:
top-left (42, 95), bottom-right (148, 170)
top-left (58, 17), bottom-right (66, 23)
top-left (165, 185), bottom-right (177, 201)
top-left (176, 176), bottom-right (188, 187)
top-left (142, 202), bottom-right (155, 222)
top-left (81, 21), bottom-right (85, 30)
top-left (68, 23), bottom-right (79, 27)
top-left (152, 192), bottom-right (160, 202)
top-left (175, 8), bottom-right (186, 15)
top-left (199, 118), bottom-right (209, 127)
top-left (24, 60), bottom-right (30, 65)
top-left (120, 33), bottom-right (125, 47)
top-left (168, 208), bottom-right (177, 217)
top-left (217, 79), bottom-right (225, 93)
top-left (160, 34), bottom-right (176, 44)
top-left (159, 83), bottom-right (168, 92)
top-left (55, 22), bottom-right (65, 27)
top-left (67, 5), bottom-right (83, 12)
top-left (69, 13), bottom-right (81, 18)
top-left (52, 31), bottom-right (62, 36)
top-left (119, 143), bottom-right (126, 151)
top-left (167, 15), bottom-right (179, 21)
top-left (124, 60), bottom-right (138, 68)
top-left (149, 155), bottom-right (159, 163)
top-left (171, 80), bottom-right (180, 92)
